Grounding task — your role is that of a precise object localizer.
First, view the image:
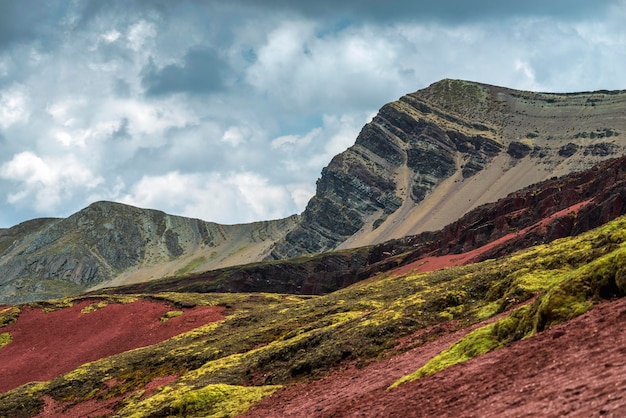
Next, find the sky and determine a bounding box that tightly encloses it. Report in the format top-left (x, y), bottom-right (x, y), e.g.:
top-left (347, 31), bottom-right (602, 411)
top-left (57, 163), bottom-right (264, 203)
top-left (0, 0), bottom-right (625, 228)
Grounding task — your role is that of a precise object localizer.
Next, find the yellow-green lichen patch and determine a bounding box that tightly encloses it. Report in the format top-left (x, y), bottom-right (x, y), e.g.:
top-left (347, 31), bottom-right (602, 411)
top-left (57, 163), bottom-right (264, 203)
top-left (119, 383), bottom-right (280, 418)
top-left (389, 304), bottom-right (533, 390)
top-left (175, 256), bottom-right (208, 276)
top-left (474, 301), bottom-right (500, 320)
top-left (81, 300), bottom-right (109, 313)
top-left (160, 310), bottom-right (183, 322)
top-left (29, 294), bottom-right (140, 314)
top-left (389, 323), bottom-right (499, 390)
top-left (389, 239), bottom-right (626, 390)
top-left (0, 332), bottom-right (12, 349)
top-left (35, 297), bottom-right (76, 313)
top-left (0, 306), bottom-right (20, 328)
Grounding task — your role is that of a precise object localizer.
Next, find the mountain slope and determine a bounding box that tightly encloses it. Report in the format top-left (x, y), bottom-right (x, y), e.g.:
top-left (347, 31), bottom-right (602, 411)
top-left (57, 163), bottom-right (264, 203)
top-left (243, 295), bottom-right (626, 417)
top-left (99, 154), bottom-right (626, 298)
top-left (269, 79), bottom-right (626, 258)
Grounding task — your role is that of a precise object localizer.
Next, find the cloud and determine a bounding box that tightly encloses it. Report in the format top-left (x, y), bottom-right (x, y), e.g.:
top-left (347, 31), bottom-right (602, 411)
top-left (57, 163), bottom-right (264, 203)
top-left (0, 84), bottom-right (29, 128)
top-left (245, 21), bottom-right (409, 114)
top-left (120, 171), bottom-right (298, 223)
top-left (142, 48), bottom-right (229, 96)
top-left (0, 1), bottom-right (70, 51)
top-left (127, 20), bottom-right (157, 52)
top-left (1, 0), bottom-right (626, 229)
top-left (0, 152), bottom-right (104, 213)
top-left (228, 0), bottom-right (618, 22)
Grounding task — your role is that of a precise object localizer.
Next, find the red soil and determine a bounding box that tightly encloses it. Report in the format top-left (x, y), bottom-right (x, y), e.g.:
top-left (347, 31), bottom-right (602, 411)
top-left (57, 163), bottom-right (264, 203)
top-left (242, 297), bottom-right (626, 417)
top-left (0, 299), bottom-right (224, 393)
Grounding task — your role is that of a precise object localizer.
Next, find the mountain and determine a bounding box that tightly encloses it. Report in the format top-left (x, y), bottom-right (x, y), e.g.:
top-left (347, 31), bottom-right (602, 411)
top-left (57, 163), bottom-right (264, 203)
top-left (2, 79), bottom-right (626, 304)
top-left (0, 202), bottom-right (298, 304)
top-left (89, 154), bottom-right (626, 297)
top-left (268, 79), bottom-right (626, 258)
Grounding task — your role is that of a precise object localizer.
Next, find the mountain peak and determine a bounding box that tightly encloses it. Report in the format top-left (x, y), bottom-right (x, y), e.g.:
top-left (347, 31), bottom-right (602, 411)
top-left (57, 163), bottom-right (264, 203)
top-left (268, 80), bottom-right (626, 258)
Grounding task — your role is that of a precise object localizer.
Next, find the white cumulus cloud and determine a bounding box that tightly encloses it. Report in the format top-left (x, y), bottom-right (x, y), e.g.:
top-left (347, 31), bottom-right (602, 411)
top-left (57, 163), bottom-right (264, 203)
top-left (0, 84), bottom-right (29, 129)
top-left (0, 152), bottom-right (104, 213)
top-left (120, 171), bottom-right (298, 224)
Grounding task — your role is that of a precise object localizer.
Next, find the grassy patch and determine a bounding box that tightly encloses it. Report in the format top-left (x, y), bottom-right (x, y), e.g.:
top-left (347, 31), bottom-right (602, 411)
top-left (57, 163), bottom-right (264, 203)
top-left (0, 332), bottom-right (12, 349)
top-left (160, 310), bottom-right (184, 322)
top-left (81, 300), bottom-right (108, 313)
top-left (119, 383), bottom-right (280, 417)
top-left (175, 256), bottom-right (208, 276)
top-left (389, 239), bottom-right (626, 389)
top-left (0, 306), bottom-right (20, 328)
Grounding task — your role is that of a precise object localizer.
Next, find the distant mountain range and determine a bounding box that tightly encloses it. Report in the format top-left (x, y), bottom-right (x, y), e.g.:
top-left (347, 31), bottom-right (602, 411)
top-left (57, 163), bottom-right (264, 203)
top-left (2, 79), bottom-right (626, 303)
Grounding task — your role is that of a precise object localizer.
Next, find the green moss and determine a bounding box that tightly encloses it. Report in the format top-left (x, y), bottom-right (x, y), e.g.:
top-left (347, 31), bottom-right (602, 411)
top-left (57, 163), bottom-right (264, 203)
top-left (0, 306), bottom-right (20, 328)
top-left (390, 241), bottom-right (626, 389)
top-left (175, 256), bottom-right (208, 276)
top-left (160, 310), bottom-right (184, 322)
top-left (173, 384), bottom-right (280, 417)
top-left (474, 301), bottom-right (499, 320)
top-left (390, 323), bottom-right (500, 389)
top-left (119, 383), bottom-right (280, 417)
top-left (0, 332), bottom-right (12, 349)
top-left (81, 300), bottom-right (108, 313)
top-left (34, 297), bottom-right (76, 313)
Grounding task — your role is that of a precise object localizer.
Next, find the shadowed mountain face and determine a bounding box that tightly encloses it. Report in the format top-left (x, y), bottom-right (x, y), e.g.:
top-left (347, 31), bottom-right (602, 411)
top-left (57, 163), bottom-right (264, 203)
top-left (2, 79), bottom-right (626, 303)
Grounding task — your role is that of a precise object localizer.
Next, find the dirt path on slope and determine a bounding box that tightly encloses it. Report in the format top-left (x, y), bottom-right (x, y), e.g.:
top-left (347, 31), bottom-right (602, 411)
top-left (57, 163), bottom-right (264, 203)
top-left (242, 297), bottom-right (626, 417)
top-left (0, 299), bottom-right (224, 393)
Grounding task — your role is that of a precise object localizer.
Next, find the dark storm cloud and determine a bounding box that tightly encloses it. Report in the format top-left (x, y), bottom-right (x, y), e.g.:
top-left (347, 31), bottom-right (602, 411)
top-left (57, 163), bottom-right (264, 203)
top-left (0, 1), bottom-right (69, 50)
top-left (229, 0), bottom-right (617, 22)
top-left (142, 48), bottom-right (229, 96)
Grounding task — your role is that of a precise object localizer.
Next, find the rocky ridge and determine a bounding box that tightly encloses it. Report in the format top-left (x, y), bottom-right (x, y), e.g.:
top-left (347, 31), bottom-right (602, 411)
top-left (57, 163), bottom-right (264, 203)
top-left (97, 154), bottom-right (626, 298)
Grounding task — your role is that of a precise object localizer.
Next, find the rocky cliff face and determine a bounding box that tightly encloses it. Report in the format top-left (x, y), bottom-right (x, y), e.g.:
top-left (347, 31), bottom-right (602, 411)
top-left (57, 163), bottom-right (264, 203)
top-left (0, 201), bottom-right (298, 304)
top-left (268, 79), bottom-right (626, 258)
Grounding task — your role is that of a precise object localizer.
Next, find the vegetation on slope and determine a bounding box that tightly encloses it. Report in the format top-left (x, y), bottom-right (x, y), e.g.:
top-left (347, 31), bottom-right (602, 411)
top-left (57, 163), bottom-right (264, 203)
top-left (2, 215), bottom-right (626, 417)
top-left (0, 332), bottom-right (11, 349)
